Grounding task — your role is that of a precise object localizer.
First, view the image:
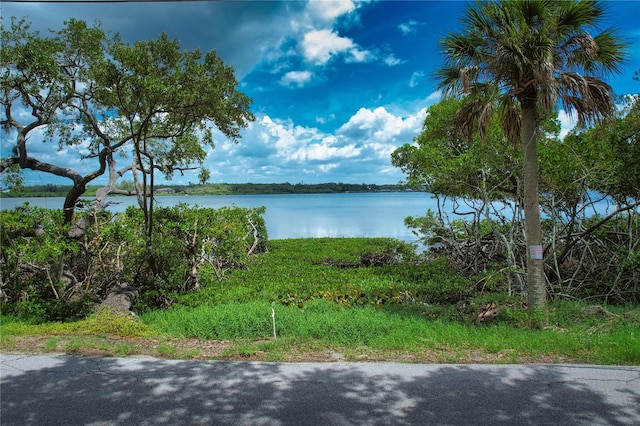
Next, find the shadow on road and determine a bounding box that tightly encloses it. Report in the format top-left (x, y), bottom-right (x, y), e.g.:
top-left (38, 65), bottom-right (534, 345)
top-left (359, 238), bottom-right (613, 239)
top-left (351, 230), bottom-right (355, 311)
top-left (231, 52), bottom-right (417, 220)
top-left (1, 355), bottom-right (639, 425)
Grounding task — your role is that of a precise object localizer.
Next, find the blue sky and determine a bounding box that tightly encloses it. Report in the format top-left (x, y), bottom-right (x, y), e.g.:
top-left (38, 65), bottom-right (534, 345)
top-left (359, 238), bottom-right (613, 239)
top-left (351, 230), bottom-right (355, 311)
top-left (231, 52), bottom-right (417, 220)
top-left (2, 0), bottom-right (639, 186)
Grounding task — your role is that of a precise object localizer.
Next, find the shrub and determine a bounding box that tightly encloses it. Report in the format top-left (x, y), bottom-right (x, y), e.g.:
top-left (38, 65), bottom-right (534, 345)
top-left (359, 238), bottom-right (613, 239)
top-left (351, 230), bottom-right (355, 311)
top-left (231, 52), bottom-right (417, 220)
top-left (0, 203), bottom-right (268, 320)
top-left (0, 205), bottom-right (91, 322)
top-left (90, 204), bottom-right (268, 310)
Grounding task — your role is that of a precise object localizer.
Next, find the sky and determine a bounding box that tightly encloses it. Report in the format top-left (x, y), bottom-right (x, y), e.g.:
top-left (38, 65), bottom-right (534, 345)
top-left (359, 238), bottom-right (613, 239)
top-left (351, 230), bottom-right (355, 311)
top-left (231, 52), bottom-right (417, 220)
top-left (2, 0), bottom-right (639, 186)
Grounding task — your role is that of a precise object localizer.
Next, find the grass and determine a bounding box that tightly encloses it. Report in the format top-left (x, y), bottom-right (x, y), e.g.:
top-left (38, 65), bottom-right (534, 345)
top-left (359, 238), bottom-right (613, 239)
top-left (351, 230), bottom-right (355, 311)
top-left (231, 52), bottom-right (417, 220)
top-left (1, 238), bottom-right (639, 364)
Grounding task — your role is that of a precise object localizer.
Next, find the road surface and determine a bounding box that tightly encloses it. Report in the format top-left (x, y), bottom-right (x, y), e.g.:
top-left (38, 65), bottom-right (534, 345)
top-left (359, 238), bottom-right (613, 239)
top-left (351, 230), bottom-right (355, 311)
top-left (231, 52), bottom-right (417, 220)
top-left (1, 354), bottom-right (639, 425)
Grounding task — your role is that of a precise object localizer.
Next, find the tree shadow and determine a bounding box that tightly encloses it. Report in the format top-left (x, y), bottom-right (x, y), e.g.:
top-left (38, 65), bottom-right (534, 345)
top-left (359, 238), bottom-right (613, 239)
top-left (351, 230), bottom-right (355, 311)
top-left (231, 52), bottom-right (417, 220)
top-left (1, 355), bottom-right (638, 425)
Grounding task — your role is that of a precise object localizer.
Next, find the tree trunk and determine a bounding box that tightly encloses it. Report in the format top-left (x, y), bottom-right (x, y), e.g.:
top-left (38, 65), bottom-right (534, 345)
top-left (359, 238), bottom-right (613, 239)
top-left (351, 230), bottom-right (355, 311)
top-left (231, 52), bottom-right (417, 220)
top-left (63, 183), bottom-right (86, 224)
top-left (521, 107), bottom-right (546, 310)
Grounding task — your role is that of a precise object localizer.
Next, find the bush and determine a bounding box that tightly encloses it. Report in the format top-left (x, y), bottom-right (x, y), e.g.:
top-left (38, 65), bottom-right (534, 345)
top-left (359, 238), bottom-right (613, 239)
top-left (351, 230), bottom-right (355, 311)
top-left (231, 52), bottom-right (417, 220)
top-left (0, 203), bottom-right (268, 320)
top-left (90, 204), bottom-right (268, 310)
top-left (0, 205), bottom-right (91, 322)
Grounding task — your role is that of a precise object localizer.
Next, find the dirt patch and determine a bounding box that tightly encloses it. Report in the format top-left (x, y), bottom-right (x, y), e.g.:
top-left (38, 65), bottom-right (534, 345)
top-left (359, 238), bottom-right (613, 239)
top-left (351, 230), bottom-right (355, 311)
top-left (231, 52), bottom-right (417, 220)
top-left (1, 334), bottom-right (575, 364)
top-left (1, 335), bottom-right (234, 360)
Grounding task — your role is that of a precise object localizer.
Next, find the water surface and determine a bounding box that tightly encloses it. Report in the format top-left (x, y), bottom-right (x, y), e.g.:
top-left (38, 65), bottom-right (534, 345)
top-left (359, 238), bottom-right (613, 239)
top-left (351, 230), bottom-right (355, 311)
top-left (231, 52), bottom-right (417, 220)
top-left (1, 192), bottom-right (438, 242)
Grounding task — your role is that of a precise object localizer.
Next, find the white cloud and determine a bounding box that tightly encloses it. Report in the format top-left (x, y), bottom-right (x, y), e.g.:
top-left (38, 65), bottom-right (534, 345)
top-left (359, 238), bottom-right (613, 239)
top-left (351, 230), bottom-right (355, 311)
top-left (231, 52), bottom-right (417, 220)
top-left (364, 142), bottom-right (398, 160)
top-left (398, 20), bottom-right (422, 36)
top-left (197, 106), bottom-right (430, 184)
top-left (293, 143), bottom-right (361, 161)
top-left (409, 71), bottom-right (425, 88)
top-left (306, 0), bottom-right (356, 24)
top-left (346, 47), bottom-right (375, 63)
top-left (318, 163), bottom-right (338, 173)
top-left (257, 116), bottom-right (361, 162)
top-left (280, 70), bottom-right (314, 87)
top-left (316, 113), bottom-right (336, 124)
top-left (301, 29), bottom-right (371, 65)
top-left (424, 90), bottom-right (443, 106)
top-left (336, 106), bottom-right (426, 144)
top-left (558, 109), bottom-right (577, 139)
top-left (384, 54), bottom-right (403, 67)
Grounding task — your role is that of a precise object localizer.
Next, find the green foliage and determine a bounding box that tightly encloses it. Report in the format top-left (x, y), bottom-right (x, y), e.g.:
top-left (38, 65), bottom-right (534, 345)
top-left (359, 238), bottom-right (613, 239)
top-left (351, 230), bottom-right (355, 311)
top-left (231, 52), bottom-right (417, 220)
top-left (0, 163), bottom-right (24, 192)
top-left (0, 204), bottom-right (92, 322)
top-left (93, 204), bottom-right (268, 310)
top-left (0, 203), bottom-right (268, 320)
top-left (384, 257), bottom-right (481, 304)
top-left (404, 210), bottom-right (451, 246)
top-left (433, 0), bottom-right (629, 311)
top-left (3, 238), bottom-right (640, 364)
top-left (1, 18), bottom-right (254, 222)
top-left (172, 238), bottom-right (484, 313)
top-left (392, 98), bottom-right (521, 199)
top-left (578, 90), bottom-right (640, 203)
top-left (393, 92), bottom-right (639, 304)
top-left (273, 284), bottom-right (407, 310)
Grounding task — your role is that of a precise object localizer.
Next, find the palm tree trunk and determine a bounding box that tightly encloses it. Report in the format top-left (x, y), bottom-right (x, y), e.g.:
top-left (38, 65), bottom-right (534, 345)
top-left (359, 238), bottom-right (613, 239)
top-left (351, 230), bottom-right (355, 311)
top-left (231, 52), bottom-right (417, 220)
top-left (521, 108), bottom-right (546, 310)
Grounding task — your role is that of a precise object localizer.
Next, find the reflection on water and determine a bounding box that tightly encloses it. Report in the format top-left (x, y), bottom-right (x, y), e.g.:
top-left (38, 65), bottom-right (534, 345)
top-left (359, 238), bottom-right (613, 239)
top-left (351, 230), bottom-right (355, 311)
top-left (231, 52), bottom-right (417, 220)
top-left (2, 192), bottom-right (624, 242)
top-left (0, 193), bottom-right (436, 242)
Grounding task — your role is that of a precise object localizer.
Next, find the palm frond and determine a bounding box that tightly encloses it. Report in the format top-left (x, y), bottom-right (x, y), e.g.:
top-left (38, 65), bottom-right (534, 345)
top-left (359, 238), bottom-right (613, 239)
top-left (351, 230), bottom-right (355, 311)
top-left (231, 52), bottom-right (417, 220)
top-left (557, 0), bottom-right (605, 29)
top-left (499, 96), bottom-right (521, 146)
top-left (587, 29), bottom-right (630, 75)
top-left (456, 97), bottom-right (494, 143)
top-left (433, 66), bottom-right (464, 98)
top-left (558, 73), bottom-right (615, 125)
top-left (433, 0), bottom-right (626, 141)
top-left (533, 59), bottom-right (558, 112)
top-left (455, 82), bottom-right (501, 142)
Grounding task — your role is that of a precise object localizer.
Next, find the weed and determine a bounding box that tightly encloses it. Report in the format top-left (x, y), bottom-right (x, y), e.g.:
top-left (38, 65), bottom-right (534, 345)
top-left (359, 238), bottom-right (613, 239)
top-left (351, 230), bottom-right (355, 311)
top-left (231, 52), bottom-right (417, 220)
top-left (44, 337), bottom-right (59, 351)
top-left (156, 344), bottom-right (177, 357)
top-left (223, 342), bottom-right (261, 358)
top-left (155, 343), bottom-right (201, 359)
top-left (71, 310), bottom-right (157, 338)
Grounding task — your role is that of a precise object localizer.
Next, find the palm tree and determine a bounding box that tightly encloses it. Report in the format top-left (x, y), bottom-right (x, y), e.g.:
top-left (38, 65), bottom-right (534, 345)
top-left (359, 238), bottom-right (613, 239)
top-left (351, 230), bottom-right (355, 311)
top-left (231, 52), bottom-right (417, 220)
top-left (435, 0), bottom-right (627, 310)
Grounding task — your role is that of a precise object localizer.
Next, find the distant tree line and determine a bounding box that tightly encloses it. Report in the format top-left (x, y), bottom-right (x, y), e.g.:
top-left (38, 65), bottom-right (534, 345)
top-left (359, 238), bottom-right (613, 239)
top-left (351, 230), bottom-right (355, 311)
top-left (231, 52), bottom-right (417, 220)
top-left (3, 182), bottom-right (408, 197)
top-left (190, 182), bottom-right (407, 195)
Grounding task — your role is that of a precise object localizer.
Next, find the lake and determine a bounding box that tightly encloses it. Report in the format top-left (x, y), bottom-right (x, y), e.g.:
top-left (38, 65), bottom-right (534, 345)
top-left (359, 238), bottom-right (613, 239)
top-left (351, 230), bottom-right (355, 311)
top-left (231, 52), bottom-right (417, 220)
top-left (0, 192), bottom-right (440, 242)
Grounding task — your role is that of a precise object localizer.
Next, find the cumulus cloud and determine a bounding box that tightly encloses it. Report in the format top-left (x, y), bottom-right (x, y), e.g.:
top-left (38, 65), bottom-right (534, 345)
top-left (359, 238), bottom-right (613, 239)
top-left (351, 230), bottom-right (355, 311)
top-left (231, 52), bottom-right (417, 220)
top-left (316, 113), bottom-right (336, 124)
top-left (198, 105), bottom-right (427, 184)
top-left (305, 0), bottom-right (356, 24)
top-left (257, 116), bottom-right (361, 162)
top-left (293, 142), bottom-right (362, 161)
top-left (336, 106), bottom-right (426, 144)
top-left (4, 103), bottom-right (428, 186)
top-left (280, 70), bottom-right (314, 87)
top-left (346, 47), bottom-right (375, 63)
top-left (301, 29), bottom-right (371, 65)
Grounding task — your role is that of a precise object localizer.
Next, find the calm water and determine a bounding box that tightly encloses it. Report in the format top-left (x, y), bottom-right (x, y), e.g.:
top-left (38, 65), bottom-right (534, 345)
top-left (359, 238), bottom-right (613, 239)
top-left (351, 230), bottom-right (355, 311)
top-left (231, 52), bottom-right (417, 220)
top-left (0, 192), bottom-right (439, 242)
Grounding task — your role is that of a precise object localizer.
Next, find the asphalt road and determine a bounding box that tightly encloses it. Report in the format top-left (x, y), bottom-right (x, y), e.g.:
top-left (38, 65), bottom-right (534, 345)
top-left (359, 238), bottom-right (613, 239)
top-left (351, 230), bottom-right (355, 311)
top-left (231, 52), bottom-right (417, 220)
top-left (1, 354), bottom-right (639, 425)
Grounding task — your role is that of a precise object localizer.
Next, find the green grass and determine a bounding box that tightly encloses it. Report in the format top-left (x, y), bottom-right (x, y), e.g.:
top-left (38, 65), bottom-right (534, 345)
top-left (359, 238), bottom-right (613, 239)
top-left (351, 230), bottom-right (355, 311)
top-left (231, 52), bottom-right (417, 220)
top-left (2, 238), bottom-right (639, 364)
top-left (1, 309), bottom-right (157, 338)
top-left (141, 298), bottom-right (640, 364)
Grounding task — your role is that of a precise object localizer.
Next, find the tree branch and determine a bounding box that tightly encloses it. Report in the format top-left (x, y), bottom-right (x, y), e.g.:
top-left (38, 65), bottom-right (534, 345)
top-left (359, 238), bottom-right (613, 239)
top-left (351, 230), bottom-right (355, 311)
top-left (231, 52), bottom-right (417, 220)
top-left (556, 200), bottom-right (640, 265)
